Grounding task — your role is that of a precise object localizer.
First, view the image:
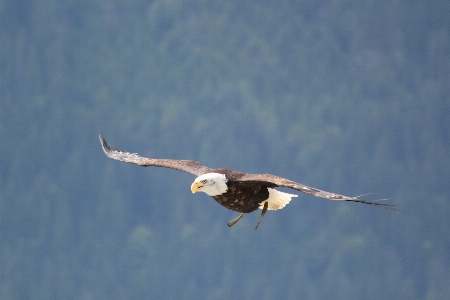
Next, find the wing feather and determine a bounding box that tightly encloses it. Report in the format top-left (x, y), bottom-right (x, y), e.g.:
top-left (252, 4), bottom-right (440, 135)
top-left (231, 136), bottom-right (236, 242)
top-left (99, 135), bottom-right (212, 176)
top-left (236, 173), bottom-right (397, 210)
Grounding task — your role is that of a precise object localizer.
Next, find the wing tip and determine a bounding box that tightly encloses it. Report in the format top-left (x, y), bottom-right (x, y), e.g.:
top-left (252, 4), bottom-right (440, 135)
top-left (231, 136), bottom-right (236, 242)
top-left (99, 134), bottom-right (111, 155)
top-left (351, 193), bottom-right (399, 211)
top-left (346, 198), bottom-right (399, 211)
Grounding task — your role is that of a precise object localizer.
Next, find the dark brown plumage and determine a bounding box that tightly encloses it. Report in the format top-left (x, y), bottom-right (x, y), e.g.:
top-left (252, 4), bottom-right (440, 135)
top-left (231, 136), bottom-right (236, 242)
top-left (211, 180), bottom-right (270, 213)
top-left (99, 135), bottom-right (397, 230)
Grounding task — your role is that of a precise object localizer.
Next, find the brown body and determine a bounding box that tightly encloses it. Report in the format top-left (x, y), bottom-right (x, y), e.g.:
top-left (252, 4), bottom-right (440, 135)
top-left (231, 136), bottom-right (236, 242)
top-left (206, 168), bottom-right (277, 213)
top-left (212, 182), bottom-right (269, 213)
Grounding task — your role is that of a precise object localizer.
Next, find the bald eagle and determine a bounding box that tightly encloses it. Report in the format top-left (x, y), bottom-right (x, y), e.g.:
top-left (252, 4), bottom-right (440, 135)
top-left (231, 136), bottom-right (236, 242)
top-left (99, 135), bottom-right (396, 230)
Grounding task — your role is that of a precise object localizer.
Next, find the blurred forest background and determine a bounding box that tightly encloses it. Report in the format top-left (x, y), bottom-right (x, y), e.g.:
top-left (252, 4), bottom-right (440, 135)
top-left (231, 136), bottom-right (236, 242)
top-left (1, 0), bottom-right (450, 299)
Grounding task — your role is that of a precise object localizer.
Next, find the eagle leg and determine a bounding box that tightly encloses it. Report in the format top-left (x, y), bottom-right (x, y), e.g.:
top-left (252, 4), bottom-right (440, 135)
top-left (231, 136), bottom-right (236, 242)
top-left (254, 201), bottom-right (268, 231)
top-left (227, 213), bottom-right (244, 228)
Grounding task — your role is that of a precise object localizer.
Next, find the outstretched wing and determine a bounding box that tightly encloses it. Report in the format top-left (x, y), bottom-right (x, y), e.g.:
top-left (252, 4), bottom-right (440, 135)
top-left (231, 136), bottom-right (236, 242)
top-left (235, 173), bottom-right (397, 210)
top-left (99, 135), bottom-right (212, 176)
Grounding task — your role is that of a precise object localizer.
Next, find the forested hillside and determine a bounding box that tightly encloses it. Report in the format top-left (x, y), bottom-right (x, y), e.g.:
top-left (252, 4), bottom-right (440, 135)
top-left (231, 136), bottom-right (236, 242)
top-left (1, 0), bottom-right (449, 299)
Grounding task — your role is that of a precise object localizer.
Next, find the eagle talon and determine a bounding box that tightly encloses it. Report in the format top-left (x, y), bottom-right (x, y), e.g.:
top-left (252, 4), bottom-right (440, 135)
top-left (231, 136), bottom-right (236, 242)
top-left (254, 201), bottom-right (268, 231)
top-left (227, 213), bottom-right (244, 227)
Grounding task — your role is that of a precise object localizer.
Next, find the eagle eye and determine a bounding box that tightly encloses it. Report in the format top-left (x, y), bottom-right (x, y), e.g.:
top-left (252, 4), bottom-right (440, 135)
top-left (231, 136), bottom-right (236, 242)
top-left (201, 179), bottom-right (208, 184)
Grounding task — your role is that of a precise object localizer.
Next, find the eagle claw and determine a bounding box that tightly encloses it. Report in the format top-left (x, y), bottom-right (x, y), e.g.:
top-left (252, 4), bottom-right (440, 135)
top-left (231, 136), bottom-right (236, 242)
top-left (227, 213), bottom-right (244, 227)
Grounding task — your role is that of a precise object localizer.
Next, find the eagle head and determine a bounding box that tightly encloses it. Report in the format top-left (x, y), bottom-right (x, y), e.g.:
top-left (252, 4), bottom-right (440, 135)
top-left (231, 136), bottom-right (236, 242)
top-left (191, 173), bottom-right (228, 196)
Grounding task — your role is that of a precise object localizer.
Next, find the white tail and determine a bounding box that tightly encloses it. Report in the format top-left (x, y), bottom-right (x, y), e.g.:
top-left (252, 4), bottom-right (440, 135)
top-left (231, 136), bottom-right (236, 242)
top-left (259, 188), bottom-right (298, 210)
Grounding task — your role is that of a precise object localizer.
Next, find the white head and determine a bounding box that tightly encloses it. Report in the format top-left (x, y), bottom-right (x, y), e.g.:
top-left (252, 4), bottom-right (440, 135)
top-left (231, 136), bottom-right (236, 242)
top-left (191, 173), bottom-right (228, 196)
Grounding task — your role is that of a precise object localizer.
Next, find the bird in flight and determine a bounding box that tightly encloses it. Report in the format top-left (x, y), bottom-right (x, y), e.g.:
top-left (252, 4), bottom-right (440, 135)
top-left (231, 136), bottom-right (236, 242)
top-left (99, 135), bottom-right (396, 230)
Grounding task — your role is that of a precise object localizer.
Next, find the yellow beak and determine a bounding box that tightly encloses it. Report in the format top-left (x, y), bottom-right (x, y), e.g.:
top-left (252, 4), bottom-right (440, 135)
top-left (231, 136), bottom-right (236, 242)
top-left (191, 181), bottom-right (203, 193)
